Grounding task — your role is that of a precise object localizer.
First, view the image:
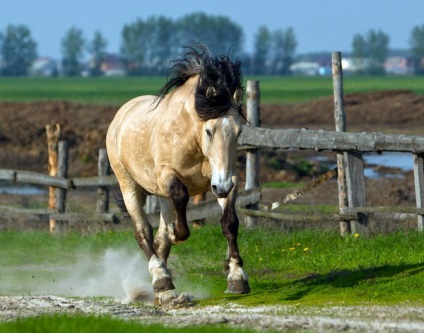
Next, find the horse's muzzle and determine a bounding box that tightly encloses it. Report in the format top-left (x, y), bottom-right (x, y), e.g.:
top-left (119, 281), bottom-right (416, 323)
top-left (211, 182), bottom-right (234, 198)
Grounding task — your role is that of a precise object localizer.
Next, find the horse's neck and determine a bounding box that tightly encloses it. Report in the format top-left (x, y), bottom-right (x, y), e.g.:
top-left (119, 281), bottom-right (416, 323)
top-left (167, 76), bottom-right (198, 105)
top-left (164, 75), bottom-right (200, 123)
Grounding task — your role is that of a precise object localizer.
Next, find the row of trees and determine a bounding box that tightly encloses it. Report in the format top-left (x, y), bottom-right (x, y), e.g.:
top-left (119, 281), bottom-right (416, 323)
top-left (2, 12), bottom-right (424, 76)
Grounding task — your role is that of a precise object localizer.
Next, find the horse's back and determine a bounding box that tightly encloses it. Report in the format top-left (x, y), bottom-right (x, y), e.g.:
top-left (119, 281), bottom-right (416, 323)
top-left (106, 95), bottom-right (160, 192)
top-left (109, 95), bottom-right (158, 128)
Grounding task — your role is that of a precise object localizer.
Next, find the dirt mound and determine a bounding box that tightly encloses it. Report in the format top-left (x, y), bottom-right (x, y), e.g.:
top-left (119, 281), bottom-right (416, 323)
top-left (0, 101), bottom-right (117, 176)
top-left (0, 90), bottom-right (423, 176)
top-left (262, 90), bottom-right (424, 132)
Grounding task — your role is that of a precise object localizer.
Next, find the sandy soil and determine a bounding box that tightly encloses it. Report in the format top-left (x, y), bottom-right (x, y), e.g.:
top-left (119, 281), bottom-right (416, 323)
top-left (1, 295), bottom-right (423, 332)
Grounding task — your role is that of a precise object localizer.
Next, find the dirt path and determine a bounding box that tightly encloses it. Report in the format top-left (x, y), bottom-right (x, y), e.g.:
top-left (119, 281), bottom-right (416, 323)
top-left (1, 295), bottom-right (423, 332)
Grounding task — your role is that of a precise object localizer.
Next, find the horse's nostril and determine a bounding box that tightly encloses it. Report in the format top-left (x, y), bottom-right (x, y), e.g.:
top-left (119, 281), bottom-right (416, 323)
top-left (212, 185), bottom-right (218, 193)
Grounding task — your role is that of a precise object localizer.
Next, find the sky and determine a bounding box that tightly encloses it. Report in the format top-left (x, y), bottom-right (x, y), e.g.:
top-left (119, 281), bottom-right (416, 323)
top-left (2, 0), bottom-right (424, 59)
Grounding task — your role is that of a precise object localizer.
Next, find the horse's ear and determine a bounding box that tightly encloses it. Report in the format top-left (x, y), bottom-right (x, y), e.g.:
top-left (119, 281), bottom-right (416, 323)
top-left (233, 88), bottom-right (243, 106)
top-left (206, 86), bottom-right (217, 99)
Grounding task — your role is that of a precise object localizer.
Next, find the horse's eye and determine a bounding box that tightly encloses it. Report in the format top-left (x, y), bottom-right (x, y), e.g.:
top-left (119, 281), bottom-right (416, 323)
top-left (206, 129), bottom-right (212, 137)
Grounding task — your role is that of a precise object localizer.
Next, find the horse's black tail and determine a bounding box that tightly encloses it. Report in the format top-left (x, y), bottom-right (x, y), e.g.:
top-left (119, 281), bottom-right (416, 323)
top-left (112, 186), bottom-right (130, 218)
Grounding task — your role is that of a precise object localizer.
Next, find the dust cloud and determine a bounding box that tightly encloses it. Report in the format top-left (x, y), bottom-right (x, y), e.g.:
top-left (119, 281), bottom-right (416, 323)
top-left (2, 247), bottom-right (154, 303)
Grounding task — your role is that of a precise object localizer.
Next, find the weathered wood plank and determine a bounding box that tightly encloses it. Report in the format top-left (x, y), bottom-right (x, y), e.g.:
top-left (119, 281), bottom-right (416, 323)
top-left (97, 148), bottom-right (110, 214)
top-left (267, 168), bottom-right (337, 210)
top-left (50, 213), bottom-right (117, 223)
top-left (332, 51), bottom-right (350, 236)
top-left (14, 171), bottom-right (71, 189)
top-left (0, 205), bottom-right (48, 215)
top-left (413, 154), bottom-right (424, 231)
top-left (51, 141), bottom-right (69, 234)
top-left (0, 169), bottom-right (16, 181)
top-left (239, 126), bottom-right (424, 153)
top-left (144, 188), bottom-right (261, 227)
top-left (244, 80), bottom-right (261, 228)
top-left (72, 175), bottom-right (117, 187)
top-left (341, 206), bottom-right (424, 215)
top-left (238, 209), bottom-right (355, 222)
top-left (344, 151), bottom-right (369, 234)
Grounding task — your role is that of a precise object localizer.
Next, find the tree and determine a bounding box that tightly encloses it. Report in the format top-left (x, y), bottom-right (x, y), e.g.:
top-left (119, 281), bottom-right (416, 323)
top-left (87, 30), bottom-right (107, 76)
top-left (176, 13), bottom-right (244, 56)
top-left (271, 27), bottom-right (297, 75)
top-left (410, 24), bottom-right (424, 74)
top-left (61, 27), bottom-right (85, 76)
top-left (352, 34), bottom-right (367, 73)
top-left (120, 18), bottom-right (150, 75)
top-left (145, 16), bottom-right (176, 74)
top-left (367, 30), bottom-right (389, 74)
top-left (351, 29), bottom-right (389, 75)
top-left (253, 26), bottom-right (271, 74)
top-left (0, 24), bottom-right (37, 76)
top-left (121, 14), bottom-right (243, 75)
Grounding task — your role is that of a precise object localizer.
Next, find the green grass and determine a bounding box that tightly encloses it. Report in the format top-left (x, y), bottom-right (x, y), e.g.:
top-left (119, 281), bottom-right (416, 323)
top-left (1, 227), bottom-right (423, 306)
top-left (0, 76), bottom-right (166, 105)
top-left (0, 315), bottom-right (257, 333)
top-left (176, 226), bottom-right (424, 306)
top-left (1, 75), bottom-right (424, 105)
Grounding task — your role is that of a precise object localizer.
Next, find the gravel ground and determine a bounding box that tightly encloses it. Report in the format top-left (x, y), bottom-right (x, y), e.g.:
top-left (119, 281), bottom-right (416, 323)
top-left (1, 295), bottom-right (424, 332)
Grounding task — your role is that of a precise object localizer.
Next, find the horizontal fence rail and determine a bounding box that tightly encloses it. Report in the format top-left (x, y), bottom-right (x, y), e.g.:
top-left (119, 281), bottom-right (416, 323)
top-left (240, 126), bottom-right (424, 153)
top-left (0, 169), bottom-right (117, 189)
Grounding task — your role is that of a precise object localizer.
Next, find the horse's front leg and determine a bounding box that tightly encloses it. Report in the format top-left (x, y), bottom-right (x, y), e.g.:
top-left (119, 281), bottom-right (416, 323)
top-left (156, 168), bottom-right (191, 244)
top-left (153, 170), bottom-right (192, 306)
top-left (218, 177), bottom-right (250, 294)
top-left (119, 185), bottom-right (174, 295)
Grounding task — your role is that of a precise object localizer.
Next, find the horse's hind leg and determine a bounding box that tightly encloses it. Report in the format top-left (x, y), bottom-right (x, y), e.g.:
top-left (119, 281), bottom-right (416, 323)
top-left (218, 177), bottom-right (250, 294)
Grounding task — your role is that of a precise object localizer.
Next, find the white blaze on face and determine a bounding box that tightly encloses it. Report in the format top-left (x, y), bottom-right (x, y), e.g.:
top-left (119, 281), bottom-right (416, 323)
top-left (204, 114), bottom-right (240, 198)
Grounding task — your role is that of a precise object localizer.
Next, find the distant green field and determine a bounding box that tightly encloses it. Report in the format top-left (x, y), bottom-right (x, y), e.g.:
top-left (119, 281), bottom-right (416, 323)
top-left (0, 75), bottom-right (423, 105)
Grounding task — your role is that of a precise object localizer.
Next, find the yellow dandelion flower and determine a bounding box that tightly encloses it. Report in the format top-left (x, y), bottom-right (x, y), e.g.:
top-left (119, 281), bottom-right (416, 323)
top-left (289, 247), bottom-right (295, 251)
top-left (296, 243), bottom-right (301, 246)
top-left (303, 247), bottom-right (309, 251)
top-left (354, 233), bottom-right (360, 238)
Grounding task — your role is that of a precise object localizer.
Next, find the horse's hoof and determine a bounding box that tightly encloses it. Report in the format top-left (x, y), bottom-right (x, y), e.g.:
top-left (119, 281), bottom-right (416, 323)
top-left (154, 290), bottom-right (193, 308)
top-left (225, 279), bottom-right (250, 294)
top-left (153, 277), bottom-right (175, 293)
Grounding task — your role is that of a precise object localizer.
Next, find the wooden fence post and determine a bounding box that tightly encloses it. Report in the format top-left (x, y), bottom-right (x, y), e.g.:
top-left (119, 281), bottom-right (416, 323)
top-left (344, 151), bottom-right (369, 235)
top-left (332, 52), bottom-right (350, 236)
top-left (244, 80), bottom-right (260, 228)
top-left (332, 51), bottom-right (368, 235)
top-left (45, 124), bottom-right (60, 234)
top-left (413, 154), bottom-right (424, 231)
top-left (97, 148), bottom-right (110, 214)
top-left (52, 140), bottom-right (69, 234)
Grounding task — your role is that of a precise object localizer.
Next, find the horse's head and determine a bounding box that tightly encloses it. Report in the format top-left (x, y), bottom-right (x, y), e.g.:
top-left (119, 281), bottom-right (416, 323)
top-left (201, 87), bottom-right (243, 198)
top-left (156, 43), bottom-right (245, 197)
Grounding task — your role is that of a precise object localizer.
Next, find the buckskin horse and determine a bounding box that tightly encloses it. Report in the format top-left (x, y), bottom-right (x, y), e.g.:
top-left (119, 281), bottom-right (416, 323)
top-left (106, 44), bottom-right (250, 306)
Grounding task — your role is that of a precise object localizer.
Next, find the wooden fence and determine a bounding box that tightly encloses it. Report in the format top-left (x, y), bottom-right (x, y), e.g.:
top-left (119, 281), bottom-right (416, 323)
top-left (1, 51), bottom-right (424, 235)
top-left (0, 145), bottom-right (261, 233)
top-left (239, 52), bottom-right (424, 235)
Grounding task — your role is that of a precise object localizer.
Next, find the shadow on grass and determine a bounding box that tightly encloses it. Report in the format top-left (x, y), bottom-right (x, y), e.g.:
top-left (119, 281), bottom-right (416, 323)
top-left (283, 262), bottom-right (424, 301)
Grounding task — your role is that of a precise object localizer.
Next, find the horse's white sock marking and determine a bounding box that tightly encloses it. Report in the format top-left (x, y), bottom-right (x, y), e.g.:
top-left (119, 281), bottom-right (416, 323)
top-left (227, 257), bottom-right (248, 281)
top-left (148, 256), bottom-right (169, 284)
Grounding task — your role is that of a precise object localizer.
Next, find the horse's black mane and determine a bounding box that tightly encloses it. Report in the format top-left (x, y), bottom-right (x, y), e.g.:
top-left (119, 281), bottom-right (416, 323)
top-left (158, 43), bottom-right (245, 121)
